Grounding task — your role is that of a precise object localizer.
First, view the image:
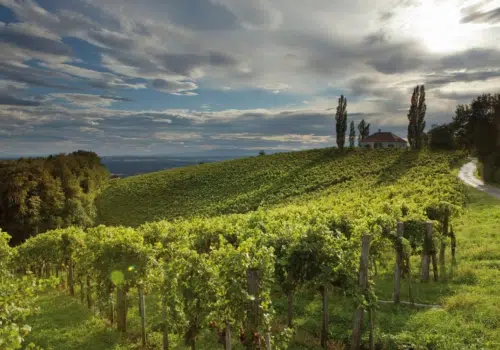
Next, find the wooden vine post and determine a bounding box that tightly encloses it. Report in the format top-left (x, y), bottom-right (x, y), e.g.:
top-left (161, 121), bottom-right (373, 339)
top-left (80, 279), bottom-right (85, 304)
top-left (246, 268), bottom-right (260, 350)
top-left (287, 291), bottom-right (293, 328)
top-left (116, 284), bottom-right (128, 333)
top-left (320, 284), bottom-right (329, 348)
top-left (421, 223), bottom-right (432, 282)
top-left (265, 332), bottom-right (271, 350)
top-left (139, 285), bottom-right (147, 348)
top-left (393, 222), bottom-right (404, 304)
top-left (421, 222), bottom-right (439, 282)
top-left (429, 223), bottom-right (439, 282)
top-left (68, 259), bottom-right (75, 296)
top-left (161, 295), bottom-right (169, 350)
top-left (350, 234), bottom-right (371, 350)
top-left (86, 275), bottom-right (92, 310)
top-left (439, 211), bottom-right (449, 267)
top-left (225, 322), bottom-right (231, 350)
top-left (450, 224), bottom-right (457, 265)
top-left (406, 253), bottom-right (414, 306)
top-left (107, 282), bottom-right (114, 326)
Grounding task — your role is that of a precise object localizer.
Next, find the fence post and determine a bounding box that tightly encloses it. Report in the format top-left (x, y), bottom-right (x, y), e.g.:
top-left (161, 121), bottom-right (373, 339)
top-left (393, 222), bottom-right (404, 304)
top-left (350, 234), bottom-right (371, 350)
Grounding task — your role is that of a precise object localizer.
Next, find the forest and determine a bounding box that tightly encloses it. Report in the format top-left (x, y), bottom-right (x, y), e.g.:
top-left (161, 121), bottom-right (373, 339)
top-left (0, 151), bottom-right (109, 245)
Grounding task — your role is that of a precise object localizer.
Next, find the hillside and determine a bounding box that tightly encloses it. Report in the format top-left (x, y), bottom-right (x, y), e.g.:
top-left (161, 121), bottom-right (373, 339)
top-left (96, 148), bottom-right (466, 227)
top-left (13, 148), bottom-right (500, 350)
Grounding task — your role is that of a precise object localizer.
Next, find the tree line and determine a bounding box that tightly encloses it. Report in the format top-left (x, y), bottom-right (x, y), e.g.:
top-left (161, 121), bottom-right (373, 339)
top-left (428, 93), bottom-right (500, 183)
top-left (334, 86), bottom-right (500, 183)
top-left (335, 95), bottom-right (370, 149)
top-left (0, 151), bottom-right (109, 244)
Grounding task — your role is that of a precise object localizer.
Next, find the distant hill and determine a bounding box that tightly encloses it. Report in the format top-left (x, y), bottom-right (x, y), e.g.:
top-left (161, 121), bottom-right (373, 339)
top-left (95, 148), bottom-right (466, 227)
top-left (101, 155), bottom-right (239, 177)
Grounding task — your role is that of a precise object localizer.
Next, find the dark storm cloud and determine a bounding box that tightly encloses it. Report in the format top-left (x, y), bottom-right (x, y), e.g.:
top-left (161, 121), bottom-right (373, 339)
top-left (0, 24), bottom-right (72, 56)
top-left (0, 62), bottom-right (76, 89)
top-left (0, 94), bottom-right (41, 106)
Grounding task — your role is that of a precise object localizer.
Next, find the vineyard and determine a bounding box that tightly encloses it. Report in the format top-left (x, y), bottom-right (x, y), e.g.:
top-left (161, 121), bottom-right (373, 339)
top-left (95, 148), bottom-right (465, 227)
top-left (5, 149), bottom-right (500, 349)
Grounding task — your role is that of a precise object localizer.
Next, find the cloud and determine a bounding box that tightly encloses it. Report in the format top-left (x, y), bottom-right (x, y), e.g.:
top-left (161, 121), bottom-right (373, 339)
top-left (154, 132), bottom-right (202, 142)
top-left (48, 93), bottom-right (131, 107)
top-left (0, 94), bottom-right (41, 106)
top-left (461, 4), bottom-right (500, 24)
top-left (151, 79), bottom-right (198, 94)
top-left (0, 22), bottom-right (73, 57)
top-left (1, 0), bottom-right (500, 155)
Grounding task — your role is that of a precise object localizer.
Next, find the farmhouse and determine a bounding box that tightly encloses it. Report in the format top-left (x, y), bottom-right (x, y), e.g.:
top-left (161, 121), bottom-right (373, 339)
top-left (359, 129), bottom-right (408, 149)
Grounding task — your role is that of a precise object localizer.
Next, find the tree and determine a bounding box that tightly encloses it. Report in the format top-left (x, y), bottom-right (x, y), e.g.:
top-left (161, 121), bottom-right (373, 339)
top-left (335, 95), bottom-right (348, 149)
top-left (357, 119), bottom-right (370, 145)
top-left (407, 85), bottom-right (427, 150)
top-left (258, 150), bottom-right (266, 156)
top-left (349, 121), bottom-right (356, 148)
top-left (452, 93), bottom-right (500, 182)
top-left (428, 124), bottom-right (455, 150)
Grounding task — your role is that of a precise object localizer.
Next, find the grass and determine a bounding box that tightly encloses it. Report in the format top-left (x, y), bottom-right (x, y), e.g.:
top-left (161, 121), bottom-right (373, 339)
top-left (95, 149), bottom-right (464, 227)
top-left (24, 290), bottom-right (128, 350)
top-left (27, 186), bottom-right (500, 349)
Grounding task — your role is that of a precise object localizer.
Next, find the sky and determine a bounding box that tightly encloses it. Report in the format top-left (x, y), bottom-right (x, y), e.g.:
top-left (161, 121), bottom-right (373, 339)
top-left (0, 0), bottom-right (499, 156)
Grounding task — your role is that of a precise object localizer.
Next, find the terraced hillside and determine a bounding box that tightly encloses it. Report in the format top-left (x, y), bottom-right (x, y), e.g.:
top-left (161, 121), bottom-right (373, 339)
top-left (96, 148), bottom-right (466, 227)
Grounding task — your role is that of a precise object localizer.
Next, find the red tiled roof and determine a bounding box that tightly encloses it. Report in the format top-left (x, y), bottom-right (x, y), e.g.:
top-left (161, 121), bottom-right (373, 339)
top-left (361, 132), bottom-right (407, 143)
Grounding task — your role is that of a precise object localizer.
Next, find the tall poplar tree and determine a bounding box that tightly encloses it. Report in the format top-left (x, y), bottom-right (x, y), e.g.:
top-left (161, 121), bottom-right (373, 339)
top-left (335, 95), bottom-right (348, 149)
top-left (357, 119), bottom-right (370, 145)
top-left (349, 121), bottom-right (356, 148)
top-left (407, 85), bottom-right (427, 149)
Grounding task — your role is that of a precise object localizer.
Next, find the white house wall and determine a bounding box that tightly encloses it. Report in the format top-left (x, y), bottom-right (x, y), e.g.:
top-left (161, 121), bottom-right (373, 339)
top-left (358, 142), bottom-right (408, 148)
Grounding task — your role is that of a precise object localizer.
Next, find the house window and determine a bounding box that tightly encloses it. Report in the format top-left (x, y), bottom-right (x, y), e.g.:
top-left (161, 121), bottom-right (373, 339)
top-left (388, 144), bottom-right (394, 148)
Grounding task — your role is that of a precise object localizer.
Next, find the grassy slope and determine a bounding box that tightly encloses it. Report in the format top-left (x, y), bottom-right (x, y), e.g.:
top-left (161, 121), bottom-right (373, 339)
top-left (96, 148), bottom-right (461, 227)
top-left (24, 290), bottom-right (128, 350)
top-left (27, 187), bottom-right (500, 349)
top-left (95, 147), bottom-right (355, 226)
